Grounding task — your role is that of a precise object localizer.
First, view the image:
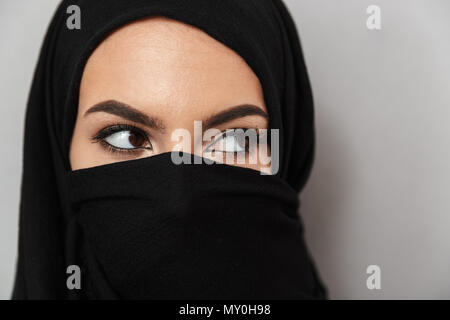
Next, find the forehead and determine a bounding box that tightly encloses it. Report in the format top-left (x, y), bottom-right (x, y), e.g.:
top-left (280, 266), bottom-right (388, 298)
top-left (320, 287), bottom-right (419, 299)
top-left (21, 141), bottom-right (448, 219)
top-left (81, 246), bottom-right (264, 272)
top-left (78, 16), bottom-right (266, 120)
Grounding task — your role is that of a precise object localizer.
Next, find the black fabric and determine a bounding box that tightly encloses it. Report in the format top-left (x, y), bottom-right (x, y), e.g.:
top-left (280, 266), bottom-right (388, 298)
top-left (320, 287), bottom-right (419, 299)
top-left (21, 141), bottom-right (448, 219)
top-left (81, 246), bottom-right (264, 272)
top-left (13, 0), bottom-right (326, 299)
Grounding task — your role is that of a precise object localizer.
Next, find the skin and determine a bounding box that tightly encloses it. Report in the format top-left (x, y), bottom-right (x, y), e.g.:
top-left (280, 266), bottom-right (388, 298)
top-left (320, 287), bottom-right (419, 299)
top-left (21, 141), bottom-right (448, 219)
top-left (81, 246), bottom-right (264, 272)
top-left (70, 17), bottom-right (271, 173)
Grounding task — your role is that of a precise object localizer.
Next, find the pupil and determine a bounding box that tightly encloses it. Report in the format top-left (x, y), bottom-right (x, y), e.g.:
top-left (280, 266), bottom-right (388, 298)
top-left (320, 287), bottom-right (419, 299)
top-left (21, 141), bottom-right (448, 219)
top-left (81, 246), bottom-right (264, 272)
top-left (128, 131), bottom-right (145, 147)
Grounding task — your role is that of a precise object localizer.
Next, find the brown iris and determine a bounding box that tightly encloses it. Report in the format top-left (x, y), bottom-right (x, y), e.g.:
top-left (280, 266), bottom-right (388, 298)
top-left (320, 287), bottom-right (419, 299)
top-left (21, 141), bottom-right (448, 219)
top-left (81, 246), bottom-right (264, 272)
top-left (128, 131), bottom-right (146, 148)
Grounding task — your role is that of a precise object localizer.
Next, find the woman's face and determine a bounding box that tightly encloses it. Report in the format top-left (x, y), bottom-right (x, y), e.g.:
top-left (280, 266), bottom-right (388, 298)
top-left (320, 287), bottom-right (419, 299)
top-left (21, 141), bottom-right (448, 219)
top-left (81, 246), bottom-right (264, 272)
top-left (70, 17), bottom-right (270, 173)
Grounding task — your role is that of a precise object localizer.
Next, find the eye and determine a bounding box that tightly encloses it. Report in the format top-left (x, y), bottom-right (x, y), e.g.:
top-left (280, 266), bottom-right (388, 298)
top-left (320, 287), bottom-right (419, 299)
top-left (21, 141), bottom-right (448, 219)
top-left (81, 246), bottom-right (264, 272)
top-left (105, 130), bottom-right (146, 149)
top-left (93, 124), bottom-right (152, 151)
top-left (205, 129), bottom-right (250, 153)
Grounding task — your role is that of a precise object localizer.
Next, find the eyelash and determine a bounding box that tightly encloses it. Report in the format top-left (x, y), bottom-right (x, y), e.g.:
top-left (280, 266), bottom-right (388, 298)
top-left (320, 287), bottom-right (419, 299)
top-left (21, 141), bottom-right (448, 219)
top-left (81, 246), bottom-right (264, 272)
top-left (206, 128), bottom-right (264, 154)
top-left (91, 124), bottom-right (264, 156)
top-left (91, 123), bottom-right (152, 156)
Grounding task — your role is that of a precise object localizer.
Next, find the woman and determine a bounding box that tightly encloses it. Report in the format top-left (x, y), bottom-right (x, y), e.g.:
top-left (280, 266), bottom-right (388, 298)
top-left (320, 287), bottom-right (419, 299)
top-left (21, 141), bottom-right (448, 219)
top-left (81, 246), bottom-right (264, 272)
top-left (13, 0), bottom-right (326, 299)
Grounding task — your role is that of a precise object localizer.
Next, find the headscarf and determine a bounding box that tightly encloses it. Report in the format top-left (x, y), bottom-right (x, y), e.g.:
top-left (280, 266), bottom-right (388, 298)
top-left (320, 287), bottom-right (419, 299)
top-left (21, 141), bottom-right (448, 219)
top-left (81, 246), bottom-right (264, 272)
top-left (13, 0), bottom-right (326, 299)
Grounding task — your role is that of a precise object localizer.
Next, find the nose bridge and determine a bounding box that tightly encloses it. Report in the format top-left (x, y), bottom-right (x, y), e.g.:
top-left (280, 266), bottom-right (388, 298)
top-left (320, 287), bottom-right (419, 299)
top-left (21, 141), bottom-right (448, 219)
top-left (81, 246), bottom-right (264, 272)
top-left (162, 119), bottom-right (204, 156)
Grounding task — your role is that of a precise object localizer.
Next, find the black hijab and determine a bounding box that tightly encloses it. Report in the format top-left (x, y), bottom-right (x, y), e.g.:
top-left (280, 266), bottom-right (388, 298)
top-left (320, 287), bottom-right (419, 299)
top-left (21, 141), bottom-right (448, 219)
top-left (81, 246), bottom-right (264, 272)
top-left (13, 0), bottom-right (326, 299)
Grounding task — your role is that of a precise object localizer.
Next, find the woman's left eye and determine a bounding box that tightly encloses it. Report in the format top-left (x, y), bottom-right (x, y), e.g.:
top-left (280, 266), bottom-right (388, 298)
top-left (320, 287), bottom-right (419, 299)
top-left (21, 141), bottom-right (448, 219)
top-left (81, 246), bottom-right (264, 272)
top-left (205, 130), bottom-right (247, 153)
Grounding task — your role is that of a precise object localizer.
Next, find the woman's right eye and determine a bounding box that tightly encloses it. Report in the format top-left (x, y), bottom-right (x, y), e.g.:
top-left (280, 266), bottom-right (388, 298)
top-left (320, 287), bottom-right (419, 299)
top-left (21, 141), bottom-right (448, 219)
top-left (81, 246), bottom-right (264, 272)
top-left (92, 124), bottom-right (152, 152)
top-left (105, 130), bottom-right (146, 149)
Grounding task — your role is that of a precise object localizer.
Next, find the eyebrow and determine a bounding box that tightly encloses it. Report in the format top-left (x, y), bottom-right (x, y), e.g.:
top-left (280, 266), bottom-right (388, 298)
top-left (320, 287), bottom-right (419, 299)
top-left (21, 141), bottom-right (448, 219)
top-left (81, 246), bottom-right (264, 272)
top-left (84, 100), bottom-right (268, 131)
top-left (203, 104), bottom-right (268, 130)
top-left (85, 100), bottom-right (166, 131)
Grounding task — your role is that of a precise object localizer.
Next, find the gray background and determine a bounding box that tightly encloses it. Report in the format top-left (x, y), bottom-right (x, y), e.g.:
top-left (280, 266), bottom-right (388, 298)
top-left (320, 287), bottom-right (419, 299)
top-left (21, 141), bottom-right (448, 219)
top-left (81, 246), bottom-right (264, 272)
top-left (0, 0), bottom-right (449, 299)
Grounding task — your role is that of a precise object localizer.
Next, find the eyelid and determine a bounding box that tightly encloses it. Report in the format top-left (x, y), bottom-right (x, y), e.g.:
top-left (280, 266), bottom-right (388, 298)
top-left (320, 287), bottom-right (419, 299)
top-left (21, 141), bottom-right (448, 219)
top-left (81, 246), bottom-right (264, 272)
top-left (204, 129), bottom-right (235, 152)
top-left (204, 128), bottom-right (256, 153)
top-left (92, 123), bottom-right (153, 151)
top-left (98, 140), bottom-right (149, 156)
top-left (92, 124), bottom-right (149, 140)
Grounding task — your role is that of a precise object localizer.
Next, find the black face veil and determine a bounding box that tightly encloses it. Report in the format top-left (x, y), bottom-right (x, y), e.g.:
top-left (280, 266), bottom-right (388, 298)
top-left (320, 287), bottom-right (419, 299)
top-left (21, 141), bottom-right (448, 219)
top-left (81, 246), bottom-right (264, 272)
top-left (13, 0), bottom-right (326, 299)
